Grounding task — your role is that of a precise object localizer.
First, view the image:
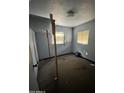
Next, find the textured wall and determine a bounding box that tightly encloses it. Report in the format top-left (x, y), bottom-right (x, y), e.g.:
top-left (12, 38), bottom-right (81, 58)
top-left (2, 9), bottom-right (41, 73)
top-left (73, 20), bottom-right (95, 61)
top-left (35, 25), bottom-right (72, 59)
top-left (30, 15), bottom-right (72, 60)
top-left (30, 15), bottom-right (94, 61)
top-left (30, 14), bottom-right (51, 60)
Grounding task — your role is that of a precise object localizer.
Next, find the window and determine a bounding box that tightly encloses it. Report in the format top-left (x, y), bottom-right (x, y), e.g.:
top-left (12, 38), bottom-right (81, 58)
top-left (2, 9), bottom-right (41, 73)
top-left (52, 32), bottom-right (64, 44)
top-left (77, 30), bottom-right (89, 45)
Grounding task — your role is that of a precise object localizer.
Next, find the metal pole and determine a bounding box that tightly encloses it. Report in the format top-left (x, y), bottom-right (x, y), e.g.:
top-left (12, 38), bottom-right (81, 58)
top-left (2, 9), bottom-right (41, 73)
top-left (50, 14), bottom-right (58, 80)
top-left (46, 30), bottom-right (50, 58)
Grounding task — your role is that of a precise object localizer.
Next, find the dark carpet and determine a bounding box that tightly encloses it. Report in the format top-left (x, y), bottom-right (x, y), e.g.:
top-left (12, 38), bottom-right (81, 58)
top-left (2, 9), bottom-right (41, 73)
top-left (37, 54), bottom-right (95, 93)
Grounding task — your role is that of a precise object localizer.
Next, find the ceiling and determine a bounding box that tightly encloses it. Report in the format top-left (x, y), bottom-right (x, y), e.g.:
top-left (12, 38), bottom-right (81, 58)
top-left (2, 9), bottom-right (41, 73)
top-left (29, 0), bottom-right (95, 27)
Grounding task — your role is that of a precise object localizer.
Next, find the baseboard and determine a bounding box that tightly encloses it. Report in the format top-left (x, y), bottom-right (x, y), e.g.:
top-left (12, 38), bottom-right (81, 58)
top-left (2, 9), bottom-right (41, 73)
top-left (39, 52), bottom-right (95, 64)
top-left (72, 52), bottom-right (95, 64)
top-left (39, 52), bottom-right (73, 61)
top-left (80, 56), bottom-right (95, 64)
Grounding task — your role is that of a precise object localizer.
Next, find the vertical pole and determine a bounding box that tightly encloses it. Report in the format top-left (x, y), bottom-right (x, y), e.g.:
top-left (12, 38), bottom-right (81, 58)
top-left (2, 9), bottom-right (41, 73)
top-left (46, 30), bottom-right (50, 58)
top-left (50, 14), bottom-right (58, 80)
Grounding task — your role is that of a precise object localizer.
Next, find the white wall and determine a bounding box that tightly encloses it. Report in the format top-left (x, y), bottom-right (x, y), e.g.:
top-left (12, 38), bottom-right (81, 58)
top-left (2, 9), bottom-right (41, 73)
top-left (32, 30), bottom-right (39, 62)
top-left (29, 47), bottom-right (39, 90)
top-left (29, 28), bottom-right (39, 75)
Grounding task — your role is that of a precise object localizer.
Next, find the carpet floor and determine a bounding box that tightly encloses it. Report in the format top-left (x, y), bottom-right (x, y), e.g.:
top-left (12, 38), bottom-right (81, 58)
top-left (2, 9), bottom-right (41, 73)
top-left (37, 54), bottom-right (95, 93)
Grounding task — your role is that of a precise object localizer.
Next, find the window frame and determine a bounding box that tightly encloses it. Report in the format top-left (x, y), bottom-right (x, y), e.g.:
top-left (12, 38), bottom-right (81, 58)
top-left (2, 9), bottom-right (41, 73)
top-left (52, 31), bottom-right (65, 45)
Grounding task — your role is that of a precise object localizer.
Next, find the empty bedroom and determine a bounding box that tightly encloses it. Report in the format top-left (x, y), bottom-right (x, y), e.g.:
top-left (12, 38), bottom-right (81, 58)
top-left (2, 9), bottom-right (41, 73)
top-left (29, 0), bottom-right (95, 93)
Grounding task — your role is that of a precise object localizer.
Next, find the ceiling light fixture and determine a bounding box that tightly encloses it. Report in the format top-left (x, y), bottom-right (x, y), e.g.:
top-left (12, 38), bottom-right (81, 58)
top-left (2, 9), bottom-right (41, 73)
top-left (67, 10), bottom-right (75, 17)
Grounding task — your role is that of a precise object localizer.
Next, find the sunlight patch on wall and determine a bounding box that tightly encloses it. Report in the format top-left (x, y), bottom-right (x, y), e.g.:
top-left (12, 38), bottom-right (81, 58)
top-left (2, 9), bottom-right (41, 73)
top-left (77, 30), bottom-right (89, 45)
top-left (52, 32), bottom-right (64, 44)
